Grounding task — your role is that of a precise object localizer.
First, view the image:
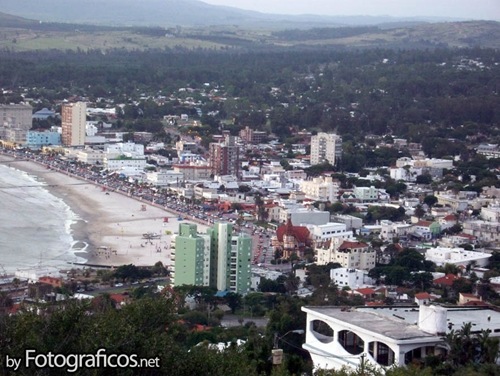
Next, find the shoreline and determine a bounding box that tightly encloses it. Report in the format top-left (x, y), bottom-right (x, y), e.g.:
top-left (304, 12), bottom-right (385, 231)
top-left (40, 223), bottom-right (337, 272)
top-left (0, 154), bottom-right (207, 270)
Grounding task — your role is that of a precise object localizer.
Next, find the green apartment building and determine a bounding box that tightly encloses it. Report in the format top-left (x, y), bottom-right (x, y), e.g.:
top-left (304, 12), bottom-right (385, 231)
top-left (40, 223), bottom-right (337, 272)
top-left (173, 222), bottom-right (252, 295)
top-left (173, 223), bottom-right (207, 287)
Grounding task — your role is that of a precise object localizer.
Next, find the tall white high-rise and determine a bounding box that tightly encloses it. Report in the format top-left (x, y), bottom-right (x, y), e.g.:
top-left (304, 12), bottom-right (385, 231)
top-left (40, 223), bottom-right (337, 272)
top-left (61, 102), bottom-right (86, 147)
top-left (310, 132), bottom-right (342, 166)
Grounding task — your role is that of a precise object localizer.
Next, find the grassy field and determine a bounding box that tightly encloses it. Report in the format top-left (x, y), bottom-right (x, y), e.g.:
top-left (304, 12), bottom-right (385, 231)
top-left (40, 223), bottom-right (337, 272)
top-left (0, 28), bottom-right (230, 51)
top-left (0, 20), bottom-right (498, 52)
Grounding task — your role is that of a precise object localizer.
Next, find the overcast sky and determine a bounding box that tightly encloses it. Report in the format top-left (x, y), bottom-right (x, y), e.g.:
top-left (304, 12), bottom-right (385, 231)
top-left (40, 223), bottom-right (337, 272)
top-left (201, 0), bottom-right (500, 21)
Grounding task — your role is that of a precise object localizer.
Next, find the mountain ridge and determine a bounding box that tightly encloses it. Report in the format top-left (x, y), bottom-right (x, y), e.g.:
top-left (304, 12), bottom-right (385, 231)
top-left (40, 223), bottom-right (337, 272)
top-left (0, 0), bottom-right (470, 28)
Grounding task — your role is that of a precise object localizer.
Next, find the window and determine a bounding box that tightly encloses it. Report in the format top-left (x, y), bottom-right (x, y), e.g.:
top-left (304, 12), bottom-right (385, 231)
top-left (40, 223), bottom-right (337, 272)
top-left (338, 330), bottom-right (364, 355)
top-left (311, 320), bottom-right (334, 343)
top-left (369, 341), bottom-right (395, 366)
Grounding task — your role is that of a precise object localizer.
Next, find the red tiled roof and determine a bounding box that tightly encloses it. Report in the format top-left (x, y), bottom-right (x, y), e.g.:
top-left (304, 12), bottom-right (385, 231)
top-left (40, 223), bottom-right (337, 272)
top-left (455, 233), bottom-right (476, 240)
top-left (433, 274), bottom-right (459, 287)
top-left (415, 220), bottom-right (432, 227)
top-left (415, 292), bottom-right (431, 300)
top-left (355, 288), bottom-right (375, 296)
top-left (443, 214), bottom-right (457, 221)
top-left (276, 218), bottom-right (310, 243)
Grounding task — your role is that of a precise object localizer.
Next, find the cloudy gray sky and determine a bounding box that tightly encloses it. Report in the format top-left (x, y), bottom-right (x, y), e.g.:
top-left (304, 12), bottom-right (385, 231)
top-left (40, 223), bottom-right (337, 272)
top-left (201, 0), bottom-right (500, 21)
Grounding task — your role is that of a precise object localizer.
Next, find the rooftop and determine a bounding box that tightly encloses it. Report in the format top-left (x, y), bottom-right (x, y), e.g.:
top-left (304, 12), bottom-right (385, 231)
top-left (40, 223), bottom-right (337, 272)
top-left (303, 306), bottom-right (437, 341)
top-left (303, 305), bottom-right (500, 340)
top-left (357, 306), bottom-right (500, 335)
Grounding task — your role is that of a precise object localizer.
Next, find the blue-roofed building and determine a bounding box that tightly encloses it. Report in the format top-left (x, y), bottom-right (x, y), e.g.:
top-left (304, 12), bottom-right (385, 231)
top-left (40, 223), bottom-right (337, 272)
top-left (32, 108), bottom-right (57, 120)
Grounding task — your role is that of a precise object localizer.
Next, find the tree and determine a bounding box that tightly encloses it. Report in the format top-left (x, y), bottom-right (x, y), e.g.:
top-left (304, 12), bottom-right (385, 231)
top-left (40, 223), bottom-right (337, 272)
top-left (113, 264), bottom-right (152, 282)
top-left (225, 292), bottom-right (242, 314)
top-left (423, 195), bottom-right (438, 207)
top-left (414, 204), bottom-right (426, 220)
top-left (384, 266), bottom-right (411, 286)
top-left (411, 272), bottom-right (434, 291)
top-left (444, 322), bottom-right (500, 368)
top-left (416, 174), bottom-right (433, 185)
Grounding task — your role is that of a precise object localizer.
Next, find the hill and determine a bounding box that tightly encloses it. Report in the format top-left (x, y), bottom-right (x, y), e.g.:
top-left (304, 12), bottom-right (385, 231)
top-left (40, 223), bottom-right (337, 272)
top-left (0, 10), bottom-right (498, 52)
top-left (0, 0), bottom-right (461, 29)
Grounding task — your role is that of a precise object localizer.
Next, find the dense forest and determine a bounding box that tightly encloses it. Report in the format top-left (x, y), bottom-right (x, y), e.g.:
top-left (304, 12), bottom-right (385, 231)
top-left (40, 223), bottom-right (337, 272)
top-left (1, 47), bottom-right (498, 147)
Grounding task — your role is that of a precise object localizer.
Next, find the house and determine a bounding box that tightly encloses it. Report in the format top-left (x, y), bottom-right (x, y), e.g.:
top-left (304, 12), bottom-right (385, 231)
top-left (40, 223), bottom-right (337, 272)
top-left (330, 268), bottom-right (374, 290)
top-left (412, 220), bottom-right (441, 240)
top-left (458, 293), bottom-right (482, 306)
top-left (433, 273), bottom-right (460, 288)
top-left (352, 287), bottom-right (376, 300)
top-left (302, 305), bottom-right (500, 374)
top-left (439, 214), bottom-right (458, 230)
top-left (38, 276), bottom-right (63, 288)
top-left (414, 292), bottom-right (432, 305)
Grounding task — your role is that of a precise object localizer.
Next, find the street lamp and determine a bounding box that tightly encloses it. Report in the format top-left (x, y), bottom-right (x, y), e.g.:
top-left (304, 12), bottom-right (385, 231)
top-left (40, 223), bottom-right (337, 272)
top-left (272, 329), bottom-right (305, 365)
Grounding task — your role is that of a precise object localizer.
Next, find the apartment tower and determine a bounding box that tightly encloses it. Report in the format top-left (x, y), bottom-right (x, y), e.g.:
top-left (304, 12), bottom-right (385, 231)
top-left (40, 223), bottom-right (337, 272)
top-left (173, 222), bottom-right (251, 294)
top-left (61, 102), bottom-right (86, 147)
top-left (209, 134), bottom-right (239, 177)
top-left (310, 132), bottom-right (342, 166)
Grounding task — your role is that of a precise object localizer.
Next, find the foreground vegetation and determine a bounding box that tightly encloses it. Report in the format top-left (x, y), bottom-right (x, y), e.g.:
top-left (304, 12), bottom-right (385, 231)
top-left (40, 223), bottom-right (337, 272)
top-left (1, 290), bottom-right (499, 375)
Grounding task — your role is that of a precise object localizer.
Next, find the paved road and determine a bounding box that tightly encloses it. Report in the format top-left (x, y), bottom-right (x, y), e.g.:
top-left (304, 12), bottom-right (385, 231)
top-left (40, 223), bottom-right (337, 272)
top-left (221, 314), bottom-right (269, 328)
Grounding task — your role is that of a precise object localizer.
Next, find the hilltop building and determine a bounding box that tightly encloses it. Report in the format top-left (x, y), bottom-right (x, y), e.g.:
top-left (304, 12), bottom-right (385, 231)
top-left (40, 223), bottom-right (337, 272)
top-left (302, 305), bottom-right (500, 374)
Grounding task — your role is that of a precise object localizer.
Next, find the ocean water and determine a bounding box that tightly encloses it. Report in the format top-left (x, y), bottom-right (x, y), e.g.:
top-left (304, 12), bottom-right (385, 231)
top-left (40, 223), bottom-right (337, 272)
top-left (0, 164), bottom-right (87, 277)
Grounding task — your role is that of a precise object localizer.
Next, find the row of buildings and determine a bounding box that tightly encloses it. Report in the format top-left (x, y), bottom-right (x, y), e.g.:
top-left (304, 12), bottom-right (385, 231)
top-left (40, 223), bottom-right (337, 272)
top-left (1, 102), bottom-right (87, 148)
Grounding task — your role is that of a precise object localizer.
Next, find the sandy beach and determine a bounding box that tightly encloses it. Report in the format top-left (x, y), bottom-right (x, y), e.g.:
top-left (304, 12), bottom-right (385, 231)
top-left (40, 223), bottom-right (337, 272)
top-left (1, 154), bottom-right (207, 270)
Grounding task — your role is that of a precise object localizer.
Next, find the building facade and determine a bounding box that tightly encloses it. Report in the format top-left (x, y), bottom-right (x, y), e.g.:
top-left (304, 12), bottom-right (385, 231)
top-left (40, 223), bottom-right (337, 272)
top-left (173, 162), bottom-right (211, 181)
top-left (0, 104), bottom-right (33, 144)
top-left (173, 222), bottom-right (251, 294)
top-left (239, 126), bottom-right (267, 144)
top-left (310, 132), bottom-right (342, 166)
top-left (25, 130), bottom-right (61, 149)
top-left (209, 135), bottom-right (239, 177)
top-left (306, 222), bottom-right (354, 248)
top-left (302, 305), bottom-right (500, 374)
top-left (172, 223), bottom-right (208, 287)
top-left (300, 176), bottom-right (340, 202)
top-left (330, 268), bottom-right (374, 289)
top-left (317, 239), bottom-right (375, 270)
top-left (61, 102), bottom-right (86, 147)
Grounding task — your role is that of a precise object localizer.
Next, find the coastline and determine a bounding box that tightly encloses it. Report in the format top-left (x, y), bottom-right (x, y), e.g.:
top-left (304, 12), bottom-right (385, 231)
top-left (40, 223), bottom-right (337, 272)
top-left (0, 154), bottom-right (205, 270)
